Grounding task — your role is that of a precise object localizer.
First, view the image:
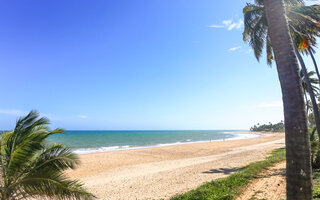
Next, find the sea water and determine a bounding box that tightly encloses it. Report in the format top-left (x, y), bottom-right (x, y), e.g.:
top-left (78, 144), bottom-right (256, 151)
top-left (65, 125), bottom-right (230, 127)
top-left (47, 130), bottom-right (259, 154)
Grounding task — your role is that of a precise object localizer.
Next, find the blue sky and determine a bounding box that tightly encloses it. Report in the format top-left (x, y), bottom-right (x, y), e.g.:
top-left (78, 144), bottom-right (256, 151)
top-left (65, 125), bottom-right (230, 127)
top-left (0, 0), bottom-right (319, 130)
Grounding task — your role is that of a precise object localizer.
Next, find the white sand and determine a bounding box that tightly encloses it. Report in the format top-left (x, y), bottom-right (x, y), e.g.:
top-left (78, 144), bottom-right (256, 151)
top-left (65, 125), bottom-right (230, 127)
top-left (68, 133), bottom-right (285, 200)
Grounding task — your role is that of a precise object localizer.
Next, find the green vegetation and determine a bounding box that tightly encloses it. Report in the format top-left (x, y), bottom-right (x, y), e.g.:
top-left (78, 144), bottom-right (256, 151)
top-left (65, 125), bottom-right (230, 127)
top-left (170, 148), bottom-right (285, 200)
top-left (306, 128), bottom-right (320, 198)
top-left (310, 127), bottom-right (320, 168)
top-left (313, 170), bottom-right (320, 199)
top-left (250, 121), bottom-right (285, 132)
top-left (0, 111), bottom-right (94, 200)
top-left (169, 145), bottom-right (320, 200)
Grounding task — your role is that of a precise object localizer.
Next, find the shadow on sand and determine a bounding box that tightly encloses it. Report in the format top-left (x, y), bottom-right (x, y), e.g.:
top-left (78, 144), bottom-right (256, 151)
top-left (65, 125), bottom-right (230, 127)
top-left (257, 167), bottom-right (286, 178)
top-left (202, 167), bottom-right (243, 175)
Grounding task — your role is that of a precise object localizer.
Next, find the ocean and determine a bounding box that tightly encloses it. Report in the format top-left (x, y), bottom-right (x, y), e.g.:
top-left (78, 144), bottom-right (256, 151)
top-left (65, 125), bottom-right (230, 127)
top-left (47, 130), bottom-right (259, 154)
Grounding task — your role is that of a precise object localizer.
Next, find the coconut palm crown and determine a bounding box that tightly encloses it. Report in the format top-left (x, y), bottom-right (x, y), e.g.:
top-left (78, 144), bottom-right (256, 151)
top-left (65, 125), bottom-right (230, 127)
top-left (0, 111), bottom-right (95, 200)
top-left (243, 0), bottom-right (320, 65)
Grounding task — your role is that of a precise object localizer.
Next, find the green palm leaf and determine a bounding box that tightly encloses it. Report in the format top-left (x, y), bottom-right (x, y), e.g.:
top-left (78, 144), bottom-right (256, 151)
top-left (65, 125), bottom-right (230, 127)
top-left (0, 111), bottom-right (95, 200)
top-left (243, 1), bottom-right (320, 64)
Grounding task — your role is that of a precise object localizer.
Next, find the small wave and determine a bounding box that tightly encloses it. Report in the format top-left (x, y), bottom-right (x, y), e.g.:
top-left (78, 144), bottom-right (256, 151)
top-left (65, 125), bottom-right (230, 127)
top-left (224, 133), bottom-right (260, 141)
top-left (72, 132), bottom-right (260, 154)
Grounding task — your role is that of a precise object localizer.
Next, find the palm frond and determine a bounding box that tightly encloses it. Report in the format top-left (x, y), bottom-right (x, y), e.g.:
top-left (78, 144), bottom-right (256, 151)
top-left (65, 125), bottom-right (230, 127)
top-left (243, 0), bottom-right (320, 66)
top-left (266, 34), bottom-right (274, 65)
top-left (13, 175), bottom-right (94, 200)
top-left (0, 111), bottom-right (95, 200)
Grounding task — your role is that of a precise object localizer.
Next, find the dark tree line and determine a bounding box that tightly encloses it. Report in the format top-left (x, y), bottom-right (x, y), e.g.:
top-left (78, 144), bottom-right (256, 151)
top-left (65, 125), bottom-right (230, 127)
top-left (250, 121), bottom-right (285, 132)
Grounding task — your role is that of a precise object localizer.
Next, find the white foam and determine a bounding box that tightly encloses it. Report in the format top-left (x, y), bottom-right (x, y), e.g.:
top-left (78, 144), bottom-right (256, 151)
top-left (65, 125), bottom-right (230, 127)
top-left (225, 132), bottom-right (260, 140)
top-left (72, 131), bottom-right (260, 154)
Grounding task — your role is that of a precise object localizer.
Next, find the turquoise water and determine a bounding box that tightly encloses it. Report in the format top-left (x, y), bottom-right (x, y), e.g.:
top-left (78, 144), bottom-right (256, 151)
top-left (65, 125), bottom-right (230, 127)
top-left (47, 130), bottom-right (257, 154)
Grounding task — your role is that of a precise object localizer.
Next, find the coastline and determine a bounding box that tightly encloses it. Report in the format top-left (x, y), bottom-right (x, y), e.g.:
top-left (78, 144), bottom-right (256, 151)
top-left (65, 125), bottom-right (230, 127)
top-left (68, 132), bottom-right (284, 200)
top-left (72, 131), bottom-right (261, 154)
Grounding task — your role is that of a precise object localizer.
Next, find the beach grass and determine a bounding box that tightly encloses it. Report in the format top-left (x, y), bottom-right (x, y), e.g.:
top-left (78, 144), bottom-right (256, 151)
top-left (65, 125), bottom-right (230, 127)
top-left (313, 170), bottom-right (320, 199)
top-left (170, 148), bottom-right (286, 200)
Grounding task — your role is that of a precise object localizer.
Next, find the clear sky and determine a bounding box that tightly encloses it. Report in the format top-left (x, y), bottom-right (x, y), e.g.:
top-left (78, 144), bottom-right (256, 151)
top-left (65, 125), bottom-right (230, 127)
top-left (0, 0), bottom-right (319, 130)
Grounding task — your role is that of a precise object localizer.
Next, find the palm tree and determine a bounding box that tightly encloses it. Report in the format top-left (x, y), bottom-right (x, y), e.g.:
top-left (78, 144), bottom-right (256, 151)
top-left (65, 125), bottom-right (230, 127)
top-left (300, 70), bottom-right (319, 96)
top-left (295, 45), bottom-right (320, 142)
top-left (309, 48), bottom-right (320, 89)
top-left (258, 0), bottom-right (312, 199)
top-left (290, 4), bottom-right (320, 88)
top-left (300, 70), bottom-right (319, 116)
top-left (243, 0), bottom-right (320, 140)
top-left (243, 1), bottom-right (320, 65)
top-left (0, 111), bottom-right (95, 200)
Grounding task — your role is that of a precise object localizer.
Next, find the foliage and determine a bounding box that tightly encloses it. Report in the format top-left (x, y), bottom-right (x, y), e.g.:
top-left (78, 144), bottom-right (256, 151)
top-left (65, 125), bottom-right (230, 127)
top-left (308, 105), bottom-right (320, 127)
top-left (170, 148), bottom-right (286, 200)
top-left (312, 169), bottom-right (320, 199)
top-left (250, 121), bottom-right (284, 132)
top-left (310, 127), bottom-right (320, 168)
top-left (0, 111), bottom-right (95, 200)
top-left (243, 0), bottom-right (320, 65)
top-left (300, 69), bottom-right (319, 124)
top-left (300, 70), bottom-right (319, 96)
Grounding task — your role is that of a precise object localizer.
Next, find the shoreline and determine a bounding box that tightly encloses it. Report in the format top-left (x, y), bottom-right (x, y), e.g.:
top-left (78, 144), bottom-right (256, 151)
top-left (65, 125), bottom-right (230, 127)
top-left (73, 131), bottom-right (262, 154)
top-left (68, 132), bottom-right (285, 200)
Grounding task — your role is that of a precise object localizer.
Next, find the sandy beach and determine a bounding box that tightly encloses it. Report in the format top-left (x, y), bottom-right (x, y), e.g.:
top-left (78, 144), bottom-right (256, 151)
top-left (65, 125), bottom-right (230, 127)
top-left (68, 133), bottom-right (285, 200)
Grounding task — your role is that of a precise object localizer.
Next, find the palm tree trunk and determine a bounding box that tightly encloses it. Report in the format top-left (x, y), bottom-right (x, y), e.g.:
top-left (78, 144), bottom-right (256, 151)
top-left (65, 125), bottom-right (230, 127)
top-left (305, 91), bottom-right (309, 117)
top-left (294, 45), bottom-right (320, 137)
top-left (264, 0), bottom-right (312, 199)
top-left (309, 49), bottom-right (320, 89)
top-left (295, 45), bottom-right (320, 168)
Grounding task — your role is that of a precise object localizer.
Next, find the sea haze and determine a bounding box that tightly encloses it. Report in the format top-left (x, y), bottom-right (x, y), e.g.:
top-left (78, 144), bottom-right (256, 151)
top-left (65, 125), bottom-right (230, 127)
top-left (47, 130), bottom-right (259, 154)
